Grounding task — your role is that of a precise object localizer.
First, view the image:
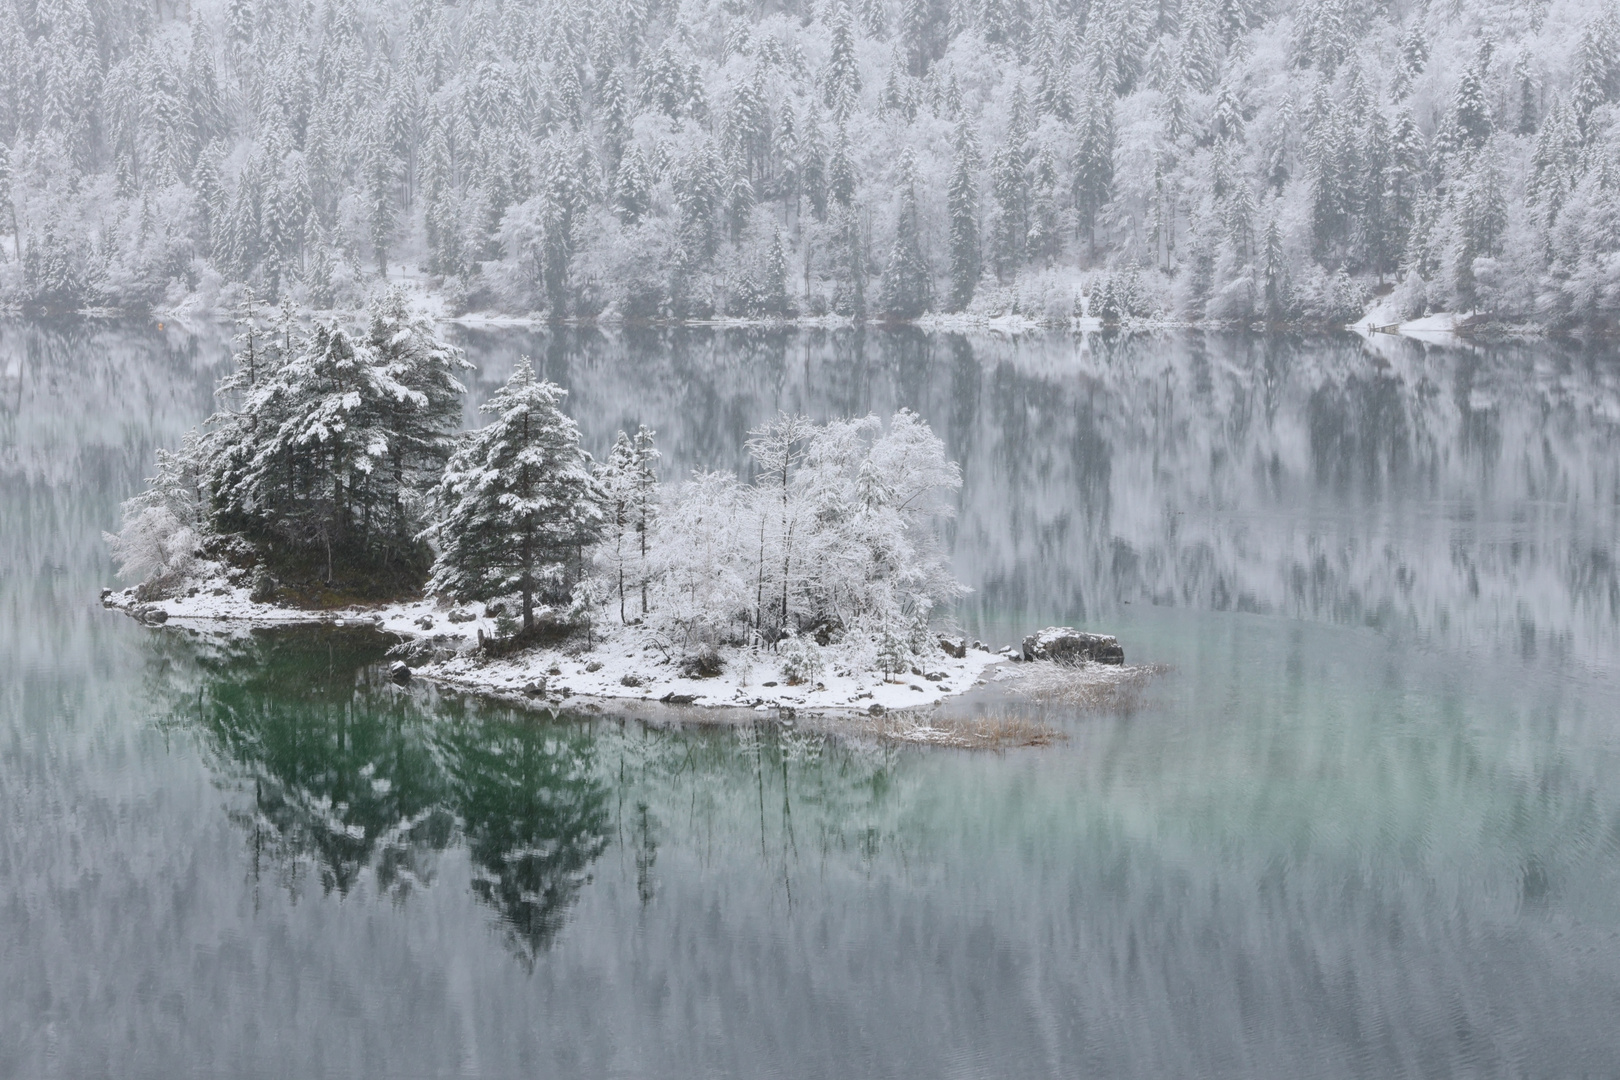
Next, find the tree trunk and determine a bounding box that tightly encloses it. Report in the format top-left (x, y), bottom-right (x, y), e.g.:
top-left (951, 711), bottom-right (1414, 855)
top-left (638, 510), bottom-right (649, 616)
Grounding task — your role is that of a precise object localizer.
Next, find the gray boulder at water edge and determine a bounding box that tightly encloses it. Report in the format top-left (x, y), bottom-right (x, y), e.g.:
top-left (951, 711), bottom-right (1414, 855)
top-left (1021, 627), bottom-right (1124, 665)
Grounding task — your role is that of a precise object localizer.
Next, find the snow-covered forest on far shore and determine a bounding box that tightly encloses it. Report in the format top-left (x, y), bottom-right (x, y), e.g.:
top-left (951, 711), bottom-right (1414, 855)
top-left (3, 0), bottom-right (1620, 328)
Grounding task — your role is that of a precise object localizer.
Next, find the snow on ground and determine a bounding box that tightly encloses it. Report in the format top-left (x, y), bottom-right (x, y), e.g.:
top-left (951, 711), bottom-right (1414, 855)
top-left (1397, 312), bottom-right (1466, 337)
top-left (1352, 307), bottom-right (1474, 343)
top-left (426, 626), bottom-right (1003, 714)
top-left (102, 583), bottom-right (1005, 716)
top-left (914, 312), bottom-right (1055, 335)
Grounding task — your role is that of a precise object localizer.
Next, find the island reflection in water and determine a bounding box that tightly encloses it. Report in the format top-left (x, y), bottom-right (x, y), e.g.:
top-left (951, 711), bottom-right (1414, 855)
top-left (149, 624), bottom-right (909, 965)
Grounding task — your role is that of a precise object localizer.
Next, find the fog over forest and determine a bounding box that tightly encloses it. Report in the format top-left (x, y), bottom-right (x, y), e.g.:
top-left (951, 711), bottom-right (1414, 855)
top-left (2, 0), bottom-right (1618, 327)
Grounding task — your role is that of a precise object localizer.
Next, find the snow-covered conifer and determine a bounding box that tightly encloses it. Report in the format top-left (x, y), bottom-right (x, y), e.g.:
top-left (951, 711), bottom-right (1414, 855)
top-left (1072, 81), bottom-right (1115, 259)
top-left (365, 290), bottom-right (473, 549)
top-left (219, 319), bottom-right (408, 582)
top-left (947, 119), bottom-right (980, 311)
top-left (425, 360), bottom-right (603, 632)
top-left (881, 151), bottom-right (933, 318)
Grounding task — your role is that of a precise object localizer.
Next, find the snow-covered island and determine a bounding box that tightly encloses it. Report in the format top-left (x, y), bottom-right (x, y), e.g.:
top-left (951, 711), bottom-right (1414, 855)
top-left (104, 295), bottom-right (1140, 734)
top-left (103, 584), bottom-right (1009, 715)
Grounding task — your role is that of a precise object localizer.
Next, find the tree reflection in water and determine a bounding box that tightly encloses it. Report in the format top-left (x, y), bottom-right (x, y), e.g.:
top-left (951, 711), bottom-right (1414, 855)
top-left (438, 714), bottom-right (609, 963)
top-left (152, 624), bottom-right (916, 963)
top-left (163, 625), bottom-right (610, 959)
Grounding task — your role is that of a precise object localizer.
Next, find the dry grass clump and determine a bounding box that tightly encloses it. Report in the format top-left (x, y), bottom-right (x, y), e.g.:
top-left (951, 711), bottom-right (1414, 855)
top-left (859, 708), bottom-right (1064, 749)
top-left (1001, 660), bottom-right (1168, 711)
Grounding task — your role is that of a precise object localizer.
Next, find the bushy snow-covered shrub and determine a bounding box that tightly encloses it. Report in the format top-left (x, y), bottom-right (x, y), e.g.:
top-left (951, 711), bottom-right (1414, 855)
top-left (106, 435), bottom-right (210, 593)
top-left (107, 506), bottom-right (200, 591)
top-left (1295, 266), bottom-right (1370, 325)
top-left (778, 637), bottom-right (825, 685)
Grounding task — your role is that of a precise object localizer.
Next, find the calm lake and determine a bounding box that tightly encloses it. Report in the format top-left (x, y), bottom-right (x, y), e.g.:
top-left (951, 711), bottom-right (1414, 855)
top-left (5, 322), bottom-right (1620, 1079)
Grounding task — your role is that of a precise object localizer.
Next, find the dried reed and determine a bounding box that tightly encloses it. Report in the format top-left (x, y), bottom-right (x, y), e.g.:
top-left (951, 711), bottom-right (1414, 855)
top-left (857, 708), bottom-right (1064, 749)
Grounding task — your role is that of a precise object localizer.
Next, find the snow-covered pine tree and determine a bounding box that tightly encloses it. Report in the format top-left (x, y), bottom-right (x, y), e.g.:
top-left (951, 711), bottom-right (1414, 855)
top-left (675, 137), bottom-right (723, 266)
top-left (827, 124), bottom-right (857, 209)
top-left (365, 125), bottom-right (401, 276)
top-left (989, 140), bottom-right (1027, 281)
top-left (1447, 149), bottom-right (1506, 311)
top-left (1072, 80), bottom-right (1115, 259)
top-left (947, 119), bottom-right (980, 311)
top-left (822, 4), bottom-right (862, 121)
top-left (217, 319), bottom-right (414, 584)
top-left (881, 150), bottom-right (933, 318)
top-left (1449, 62), bottom-right (1494, 155)
top-left (1392, 24), bottom-right (1428, 99)
top-left (1261, 216), bottom-right (1292, 320)
top-left (1027, 144), bottom-right (1062, 267)
top-left (615, 147), bottom-right (652, 225)
top-left (426, 360), bottom-right (603, 633)
top-left (365, 290), bottom-right (472, 555)
top-left (762, 229), bottom-right (792, 315)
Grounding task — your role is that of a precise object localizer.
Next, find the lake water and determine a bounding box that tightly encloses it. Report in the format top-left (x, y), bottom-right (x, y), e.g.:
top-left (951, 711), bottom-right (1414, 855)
top-left (4, 322), bottom-right (1620, 1079)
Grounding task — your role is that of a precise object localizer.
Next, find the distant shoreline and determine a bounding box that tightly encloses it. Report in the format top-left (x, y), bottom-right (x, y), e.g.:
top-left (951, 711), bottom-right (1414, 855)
top-left (6, 303), bottom-right (1545, 344)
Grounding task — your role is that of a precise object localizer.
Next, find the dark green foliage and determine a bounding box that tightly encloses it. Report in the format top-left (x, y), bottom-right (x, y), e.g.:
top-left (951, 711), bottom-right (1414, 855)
top-left (425, 360), bottom-right (603, 632)
top-left (207, 294), bottom-right (467, 593)
top-left (170, 626), bottom-right (611, 958)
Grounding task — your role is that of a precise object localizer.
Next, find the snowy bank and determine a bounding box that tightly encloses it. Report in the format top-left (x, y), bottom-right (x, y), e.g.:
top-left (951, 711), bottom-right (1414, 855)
top-left (101, 584), bottom-right (1006, 717)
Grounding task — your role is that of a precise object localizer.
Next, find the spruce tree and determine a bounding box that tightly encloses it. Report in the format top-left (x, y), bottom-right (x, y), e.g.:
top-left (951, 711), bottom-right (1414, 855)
top-left (947, 120), bottom-right (980, 311)
top-left (1387, 111), bottom-right (1423, 250)
top-left (823, 5), bottom-right (862, 120)
top-left (801, 108), bottom-right (829, 221)
top-left (881, 151), bottom-right (933, 318)
top-left (1072, 81), bottom-right (1115, 260)
top-left (1451, 64), bottom-right (1493, 152)
top-left (1262, 217), bottom-right (1291, 320)
top-left (676, 138), bottom-right (722, 265)
top-left (599, 66), bottom-right (631, 169)
top-left (219, 320), bottom-right (410, 583)
top-left (1358, 108), bottom-right (1393, 279)
top-left (615, 147), bottom-right (652, 225)
top-left (762, 229), bottom-right (792, 315)
top-left (989, 143), bottom-right (1026, 280)
top-left (425, 360), bottom-right (603, 633)
top-left (366, 290), bottom-right (472, 554)
top-left (365, 127), bottom-right (401, 275)
top-left (827, 124), bottom-right (857, 209)
top-left (1392, 24), bottom-right (1428, 99)
top-left (1027, 145), bottom-right (1061, 266)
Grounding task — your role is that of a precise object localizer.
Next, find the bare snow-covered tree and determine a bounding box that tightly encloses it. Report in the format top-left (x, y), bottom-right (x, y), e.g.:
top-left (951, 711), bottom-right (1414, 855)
top-left (594, 425), bottom-right (660, 623)
top-left (627, 410), bottom-right (964, 674)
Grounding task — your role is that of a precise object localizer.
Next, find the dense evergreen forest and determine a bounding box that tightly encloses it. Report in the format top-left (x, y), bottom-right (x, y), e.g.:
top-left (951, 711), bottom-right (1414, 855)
top-left (2, 0), bottom-right (1618, 327)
